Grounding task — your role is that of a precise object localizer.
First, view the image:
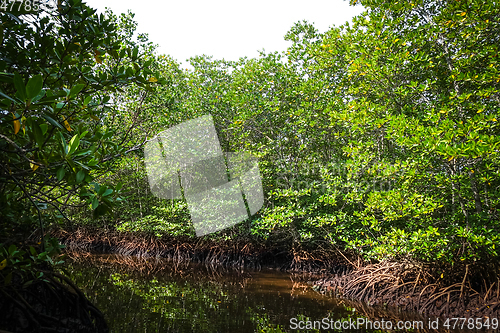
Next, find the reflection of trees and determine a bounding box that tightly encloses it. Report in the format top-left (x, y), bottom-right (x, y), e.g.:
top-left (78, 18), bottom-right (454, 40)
top-left (64, 254), bottom-right (373, 332)
top-left (67, 254), bottom-right (248, 332)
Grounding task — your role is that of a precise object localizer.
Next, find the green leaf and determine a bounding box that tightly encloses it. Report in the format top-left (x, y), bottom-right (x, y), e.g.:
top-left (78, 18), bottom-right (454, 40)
top-left (93, 204), bottom-right (110, 217)
top-left (56, 167), bottom-right (66, 181)
top-left (42, 115), bottom-right (63, 130)
top-left (83, 95), bottom-right (92, 105)
top-left (0, 90), bottom-right (16, 103)
top-left (73, 149), bottom-right (92, 157)
top-left (33, 123), bottom-right (45, 147)
top-left (58, 132), bottom-right (68, 155)
top-left (4, 272), bottom-right (12, 286)
top-left (68, 134), bottom-right (80, 155)
top-left (74, 160), bottom-right (89, 171)
top-left (76, 169), bottom-right (85, 183)
top-left (103, 189), bottom-right (113, 196)
top-left (69, 84), bottom-right (85, 99)
top-left (13, 72), bottom-right (26, 101)
top-left (26, 75), bottom-right (43, 100)
top-left (91, 182), bottom-right (100, 193)
top-left (23, 280), bottom-right (34, 288)
top-left (98, 185), bottom-right (107, 195)
top-left (0, 72), bottom-right (13, 84)
top-left (91, 197), bottom-right (99, 210)
top-left (40, 124), bottom-right (48, 135)
top-left (88, 158), bottom-right (98, 167)
top-left (32, 89), bottom-right (46, 103)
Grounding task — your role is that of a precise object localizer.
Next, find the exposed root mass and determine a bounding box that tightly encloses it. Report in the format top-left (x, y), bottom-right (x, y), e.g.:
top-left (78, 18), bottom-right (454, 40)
top-left (314, 261), bottom-right (500, 318)
top-left (51, 227), bottom-right (346, 273)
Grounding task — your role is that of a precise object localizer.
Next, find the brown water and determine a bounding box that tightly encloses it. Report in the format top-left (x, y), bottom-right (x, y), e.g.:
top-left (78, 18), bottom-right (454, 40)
top-left (65, 254), bottom-right (449, 333)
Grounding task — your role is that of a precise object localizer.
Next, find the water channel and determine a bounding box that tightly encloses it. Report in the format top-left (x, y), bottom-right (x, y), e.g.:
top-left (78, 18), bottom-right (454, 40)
top-left (66, 253), bottom-right (437, 332)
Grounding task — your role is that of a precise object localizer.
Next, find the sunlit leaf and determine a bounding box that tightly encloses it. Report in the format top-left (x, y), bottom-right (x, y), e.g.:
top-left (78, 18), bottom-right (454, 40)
top-left (12, 113), bottom-right (20, 135)
top-left (69, 134), bottom-right (80, 154)
top-left (62, 115), bottom-right (72, 131)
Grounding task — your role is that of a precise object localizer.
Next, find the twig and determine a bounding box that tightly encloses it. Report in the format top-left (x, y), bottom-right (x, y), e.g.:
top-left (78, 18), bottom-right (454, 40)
top-left (460, 264), bottom-right (469, 298)
top-left (1, 165), bottom-right (45, 251)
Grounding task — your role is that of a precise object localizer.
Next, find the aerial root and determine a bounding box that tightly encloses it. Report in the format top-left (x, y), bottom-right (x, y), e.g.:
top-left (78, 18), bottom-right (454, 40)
top-left (315, 261), bottom-right (500, 318)
top-left (50, 227), bottom-right (349, 272)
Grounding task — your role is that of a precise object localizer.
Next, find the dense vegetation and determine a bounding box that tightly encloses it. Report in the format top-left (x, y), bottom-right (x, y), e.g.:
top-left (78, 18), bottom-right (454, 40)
top-left (1, 0), bottom-right (499, 288)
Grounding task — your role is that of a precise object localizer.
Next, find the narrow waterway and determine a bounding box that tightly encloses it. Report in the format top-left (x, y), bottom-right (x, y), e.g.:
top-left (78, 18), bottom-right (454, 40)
top-left (66, 253), bottom-right (437, 332)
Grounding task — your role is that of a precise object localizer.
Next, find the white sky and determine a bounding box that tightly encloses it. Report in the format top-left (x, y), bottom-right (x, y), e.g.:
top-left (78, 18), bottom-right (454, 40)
top-left (82, 0), bottom-right (365, 67)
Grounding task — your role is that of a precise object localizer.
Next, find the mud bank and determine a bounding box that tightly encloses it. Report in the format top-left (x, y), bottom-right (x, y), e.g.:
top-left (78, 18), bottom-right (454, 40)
top-left (52, 227), bottom-right (499, 319)
top-left (51, 227), bottom-right (348, 273)
top-left (313, 261), bottom-right (500, 319)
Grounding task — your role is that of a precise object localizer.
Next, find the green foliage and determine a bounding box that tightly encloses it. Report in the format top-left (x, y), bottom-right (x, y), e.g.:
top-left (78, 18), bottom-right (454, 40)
top-left (310, 0), bottom-right (500, 263)
top-left (182, 0), bottom-right (499, 265)
top-left (0, 237), bottom-right (65, 287)
top-left (70, 0), bottom-right (499, 267)
top-left (3, 0), bottom-right (497, 269)
top-left (0, 0), bottom-right (160, 239)
top-left (116, 206), bottom-right (194, 238)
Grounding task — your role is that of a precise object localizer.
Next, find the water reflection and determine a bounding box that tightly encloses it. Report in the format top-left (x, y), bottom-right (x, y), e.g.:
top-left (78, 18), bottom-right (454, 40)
top-left (64, 253), bottom-right (425, 333)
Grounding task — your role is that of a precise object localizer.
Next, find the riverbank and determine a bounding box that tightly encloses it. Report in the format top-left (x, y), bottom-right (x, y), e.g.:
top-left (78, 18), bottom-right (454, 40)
top-left (313, 261), bottom-right (500, 319)
top-left (52, 227), bottom-right (500, 320)
top-left (52, 227), bottom-right (349, 273)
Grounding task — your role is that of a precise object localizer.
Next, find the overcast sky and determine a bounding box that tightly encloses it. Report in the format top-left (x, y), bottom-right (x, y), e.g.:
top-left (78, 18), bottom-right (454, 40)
top-left (82, 0), bottom-right (365, 67)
